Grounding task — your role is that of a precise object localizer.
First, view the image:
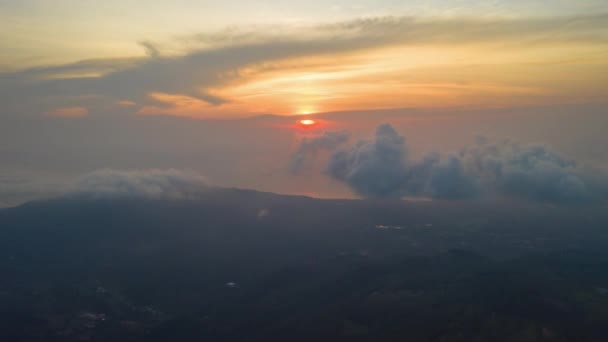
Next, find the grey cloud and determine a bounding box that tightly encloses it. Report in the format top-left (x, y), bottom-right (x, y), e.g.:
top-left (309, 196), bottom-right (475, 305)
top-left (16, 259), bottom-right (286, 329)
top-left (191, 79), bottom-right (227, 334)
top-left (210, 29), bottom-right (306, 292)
top-left (139, 41), bottom-right (161, 58)
top-left (326, 124), bottom-right (604, 203)
top-left (0, 59), bottom-right (138, 87)
top-left (290, 130), bottom-right (351, 174)
top-left (327, 124), bottom-right (408, 198)
top-left (428, 155), bottom-right (478, 199)
top-left (1, 13), bottom-right (607, 117)
top-left (0, 32), bottom-right (376, 115)
top-left (71, 169), bottom-right (209, 200)
top-left (459, 138), bottom-right (591, 202)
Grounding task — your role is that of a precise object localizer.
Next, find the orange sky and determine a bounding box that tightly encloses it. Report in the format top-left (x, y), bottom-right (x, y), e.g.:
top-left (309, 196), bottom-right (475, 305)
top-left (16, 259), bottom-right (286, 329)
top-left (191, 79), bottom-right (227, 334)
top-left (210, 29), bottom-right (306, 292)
top-left (1, 12), bottom-right (607, 120)
top-left (133, 42), bottom-right (608, 118)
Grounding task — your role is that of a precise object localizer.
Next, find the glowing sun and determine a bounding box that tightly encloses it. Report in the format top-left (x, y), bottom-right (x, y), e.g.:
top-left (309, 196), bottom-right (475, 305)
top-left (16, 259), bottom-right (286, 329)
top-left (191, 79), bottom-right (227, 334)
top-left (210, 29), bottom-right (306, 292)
top-left (299, 119), bottom-right (317, 127)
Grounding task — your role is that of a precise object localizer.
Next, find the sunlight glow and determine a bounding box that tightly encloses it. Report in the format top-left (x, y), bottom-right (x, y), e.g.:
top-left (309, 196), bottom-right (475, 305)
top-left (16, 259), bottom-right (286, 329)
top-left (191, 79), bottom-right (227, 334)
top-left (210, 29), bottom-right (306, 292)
top-left (297, 104), bottom-right (319, 115)
top-left (299, 119), bottom-right (316, 126)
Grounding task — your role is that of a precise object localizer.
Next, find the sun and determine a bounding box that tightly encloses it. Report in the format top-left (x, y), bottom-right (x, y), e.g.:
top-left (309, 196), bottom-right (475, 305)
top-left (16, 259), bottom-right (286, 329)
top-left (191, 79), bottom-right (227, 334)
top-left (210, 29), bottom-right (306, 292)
top-left (297, 118), bottom-right (319, 129)
top-left (299, 119), bottom-right (316, 126)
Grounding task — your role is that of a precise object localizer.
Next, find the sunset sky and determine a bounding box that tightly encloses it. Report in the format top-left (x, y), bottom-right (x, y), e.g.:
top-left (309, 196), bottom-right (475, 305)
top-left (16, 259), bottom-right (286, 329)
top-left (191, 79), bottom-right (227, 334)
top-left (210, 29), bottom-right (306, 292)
top-left (2, 1), bottom-right (608, 117)
top-left (1, 1), bottom-right (607, 206)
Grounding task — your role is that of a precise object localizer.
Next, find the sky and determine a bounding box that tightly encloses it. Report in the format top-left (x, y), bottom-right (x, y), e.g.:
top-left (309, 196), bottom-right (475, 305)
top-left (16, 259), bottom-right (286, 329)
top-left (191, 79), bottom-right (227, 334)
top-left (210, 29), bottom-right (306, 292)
top-left (0, 1), bottom-right (607, 206)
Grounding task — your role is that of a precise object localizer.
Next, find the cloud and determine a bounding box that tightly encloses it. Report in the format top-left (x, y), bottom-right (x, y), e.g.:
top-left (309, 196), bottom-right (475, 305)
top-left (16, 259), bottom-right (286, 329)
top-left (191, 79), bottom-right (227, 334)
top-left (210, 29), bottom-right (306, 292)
top-left (322, 13), bottom-right (608, 45)
top-left (71, 169), bottom-right (209, 200)
top-left (327, 124), bottom-right (408, 198)
top-left (325, 124), bottom-right (605, 203)
top-left (458, 138), bottom-right (590, 202)
top-left (46, 106), bottom-right (88, 118)
top-left (0, 169), bottom-right (210, 206)
top-left (290, 130), bottom-right (351, 173)
top-left (1, 13), bottom-right (606, 118)
top-left (139, 41), bottom-right (161, 58)
top-left (428, 155), bottom-right (479, 199)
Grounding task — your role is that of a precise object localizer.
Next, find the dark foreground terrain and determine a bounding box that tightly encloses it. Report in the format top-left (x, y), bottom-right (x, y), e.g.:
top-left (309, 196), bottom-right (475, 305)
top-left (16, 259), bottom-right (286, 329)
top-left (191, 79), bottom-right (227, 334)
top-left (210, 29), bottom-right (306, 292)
top-left (1, 189), bottom-right (608, 341)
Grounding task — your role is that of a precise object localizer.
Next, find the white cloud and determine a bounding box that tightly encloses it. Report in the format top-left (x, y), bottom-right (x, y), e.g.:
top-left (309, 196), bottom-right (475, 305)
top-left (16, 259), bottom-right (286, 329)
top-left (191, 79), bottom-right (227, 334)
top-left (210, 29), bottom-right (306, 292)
top-left (72, 169), bottom-right (209, 200)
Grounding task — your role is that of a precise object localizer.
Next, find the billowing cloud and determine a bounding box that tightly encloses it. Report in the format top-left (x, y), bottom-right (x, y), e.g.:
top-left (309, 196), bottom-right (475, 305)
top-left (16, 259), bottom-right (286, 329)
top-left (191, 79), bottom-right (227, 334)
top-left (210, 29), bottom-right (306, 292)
top-left (71, 169), bottom-right (209, 200)
top-left (327, 124), bottom-right (408, 198)
top-left (458, 138), bottom-right (590, 202)
top-left (428, 155), bottom-right (479, 199)
top-left (325, 124), bottom-right (605, 203)
top-left (290, 130), bottom-right (351, 173)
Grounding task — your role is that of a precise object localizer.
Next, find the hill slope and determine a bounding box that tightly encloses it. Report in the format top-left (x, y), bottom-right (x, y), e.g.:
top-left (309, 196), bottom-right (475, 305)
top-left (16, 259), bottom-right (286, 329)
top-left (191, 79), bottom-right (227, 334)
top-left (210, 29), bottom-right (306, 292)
top-left (1, 190), bottom-right (608, 341)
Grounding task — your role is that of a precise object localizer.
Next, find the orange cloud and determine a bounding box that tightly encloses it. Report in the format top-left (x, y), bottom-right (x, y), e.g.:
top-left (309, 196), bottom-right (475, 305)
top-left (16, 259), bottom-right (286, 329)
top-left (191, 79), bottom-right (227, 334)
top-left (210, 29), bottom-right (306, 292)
top-left (47, 106), bottom-right (89, 118)
top-left (117, 100), bottom-right (137, 107)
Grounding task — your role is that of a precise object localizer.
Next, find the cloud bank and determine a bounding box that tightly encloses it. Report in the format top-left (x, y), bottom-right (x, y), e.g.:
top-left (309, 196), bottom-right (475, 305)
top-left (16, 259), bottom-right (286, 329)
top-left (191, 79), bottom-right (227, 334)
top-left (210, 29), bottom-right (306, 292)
top-left (72, 169), bottom-right (209, 200)
top-left (325, 124), bottom-right (604, 203)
